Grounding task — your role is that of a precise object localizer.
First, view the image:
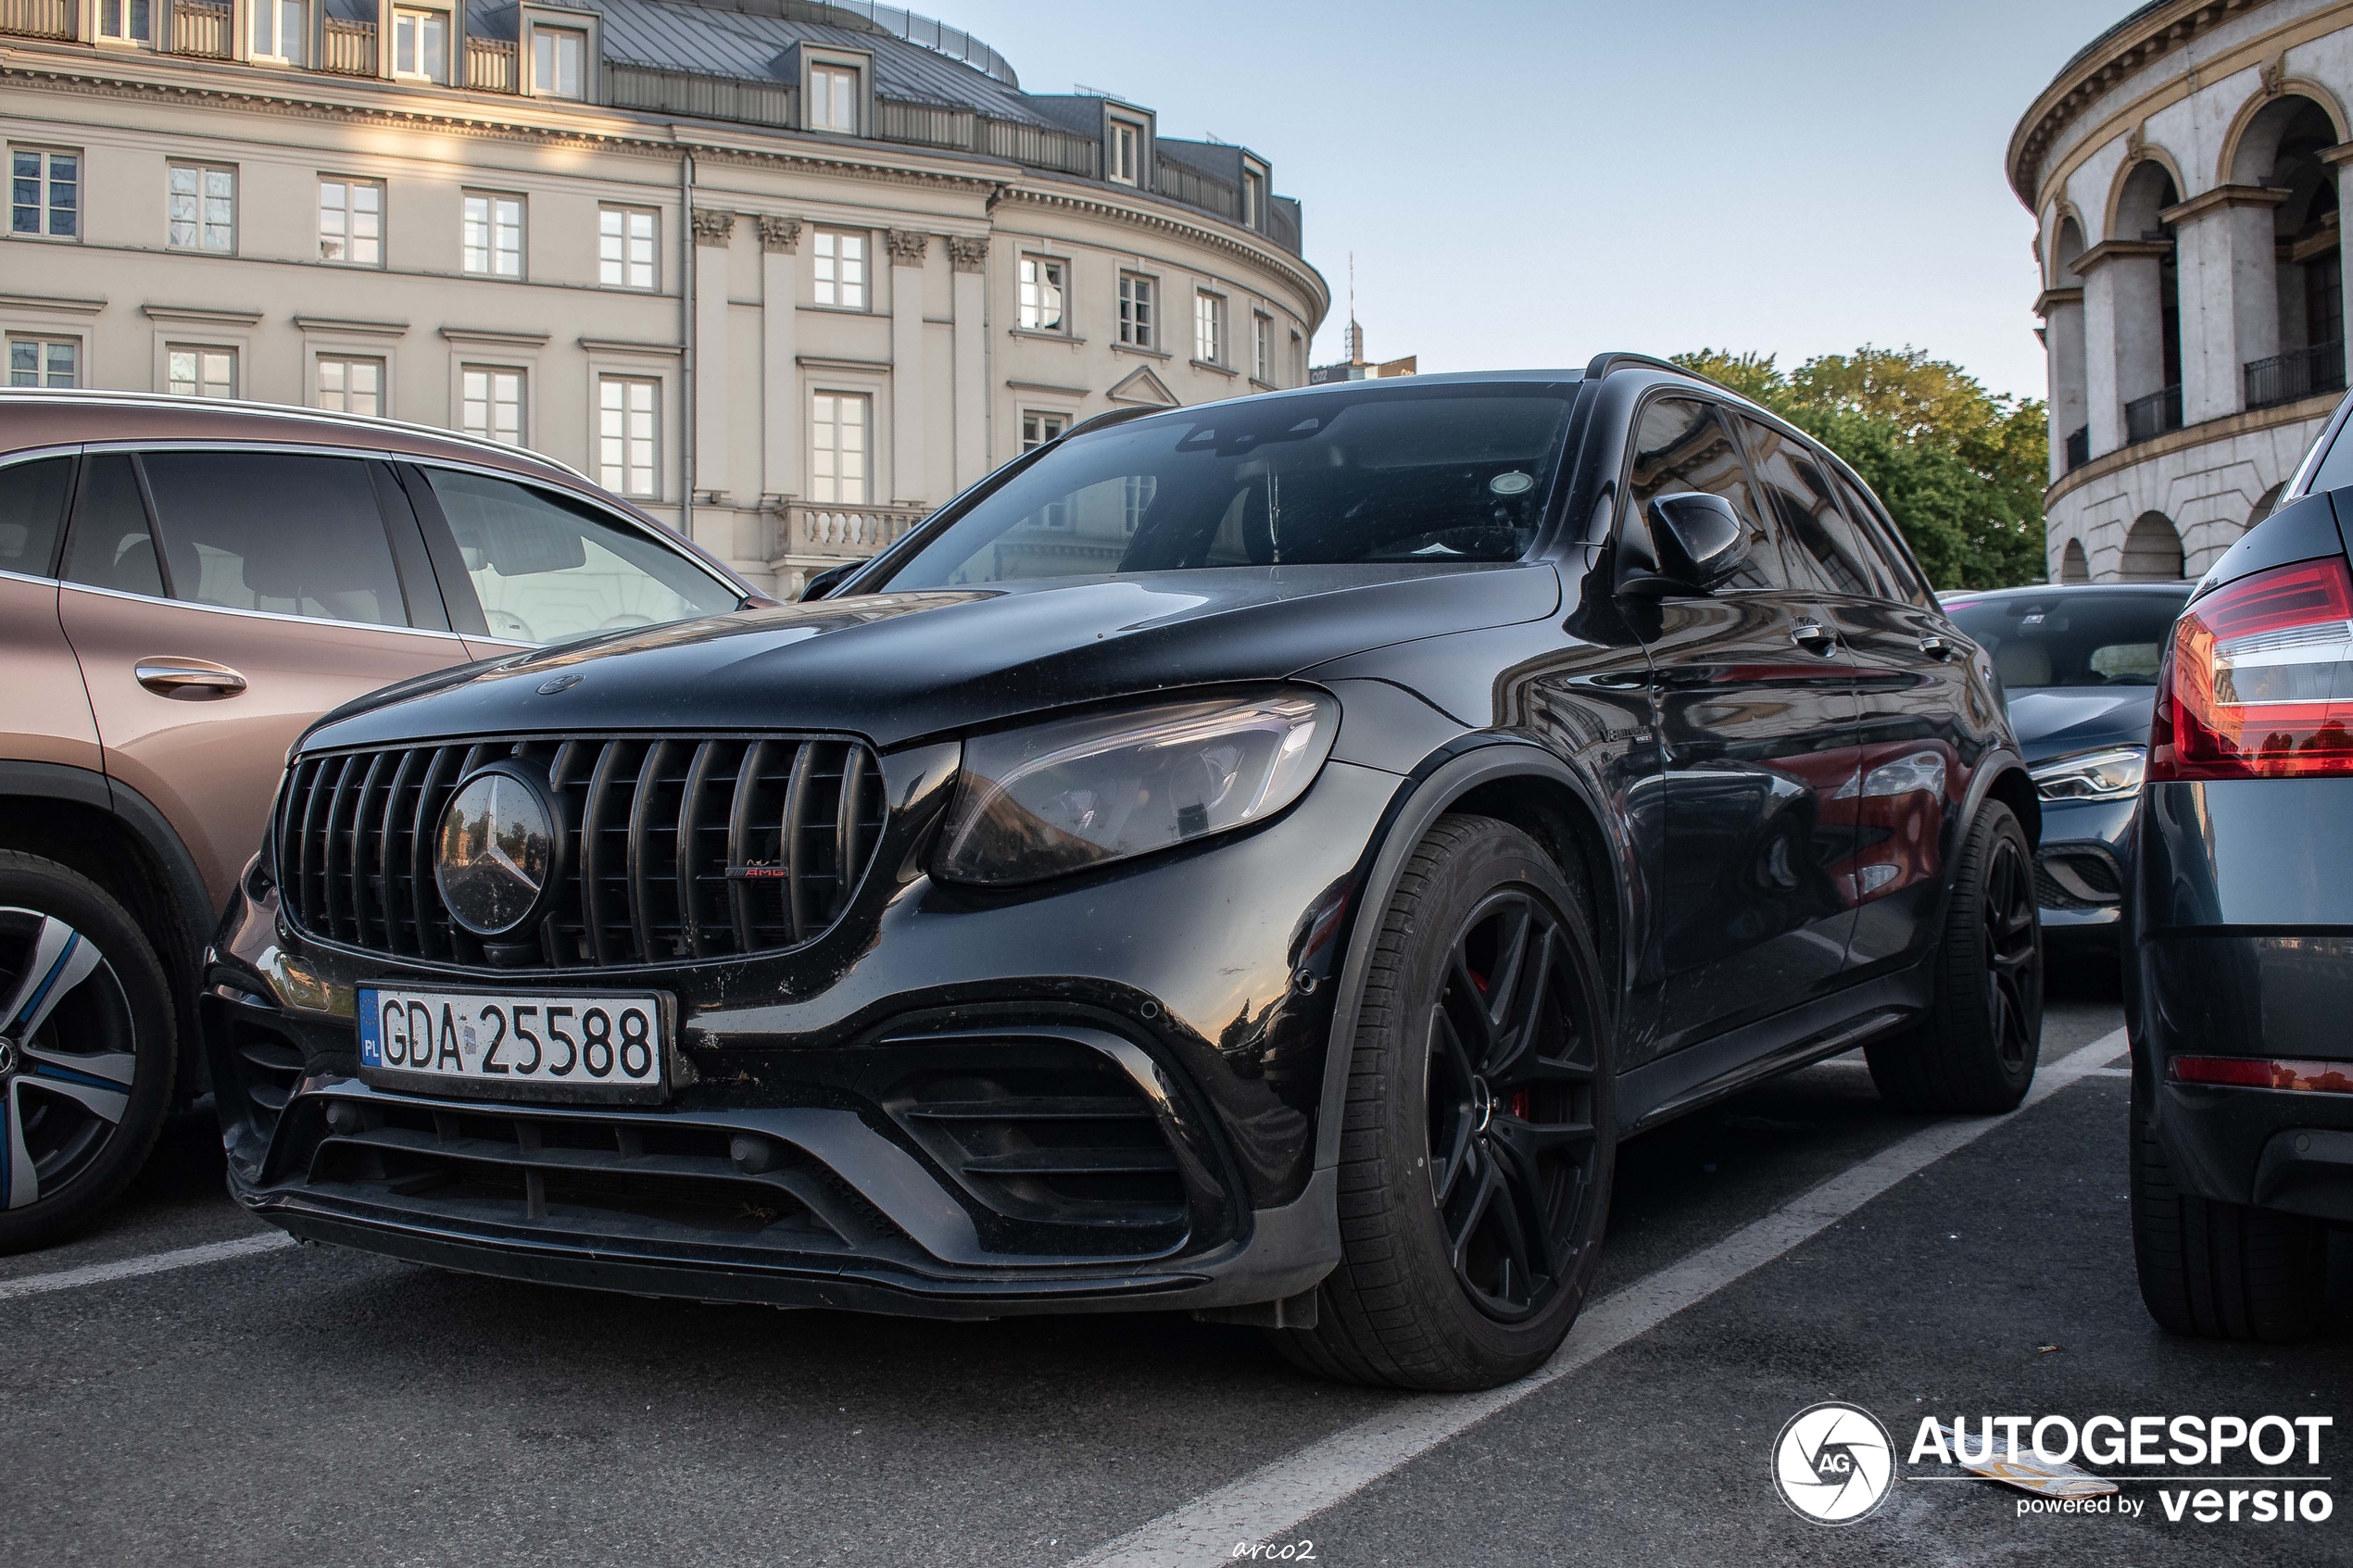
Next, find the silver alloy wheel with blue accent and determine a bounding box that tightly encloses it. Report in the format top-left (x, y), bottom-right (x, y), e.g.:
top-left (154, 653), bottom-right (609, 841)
top-left (0, 852), bottom-right (175, 1252)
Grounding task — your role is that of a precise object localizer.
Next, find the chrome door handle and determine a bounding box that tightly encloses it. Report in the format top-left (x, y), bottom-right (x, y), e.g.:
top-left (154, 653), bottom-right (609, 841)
top-left (1918, 634), bottom-right (1957, 660)
top-left (135, 659), bottom-right (248, 699)
top-left (1791, 623), bottom-right (1838, 654)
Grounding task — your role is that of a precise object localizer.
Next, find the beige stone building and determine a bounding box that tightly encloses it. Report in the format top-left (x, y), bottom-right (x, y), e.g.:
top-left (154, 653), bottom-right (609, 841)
top-left (0, 0), bottom-right (1327, 592)
top-left (2014, 0), bottom-right (2353, 583)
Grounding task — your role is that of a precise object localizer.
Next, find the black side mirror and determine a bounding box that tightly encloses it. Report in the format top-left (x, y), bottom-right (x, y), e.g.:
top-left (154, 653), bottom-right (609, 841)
top-left (1623, 493), bottom-right (1750, 596)
top-left (800, 561), bottom-right (861, 601)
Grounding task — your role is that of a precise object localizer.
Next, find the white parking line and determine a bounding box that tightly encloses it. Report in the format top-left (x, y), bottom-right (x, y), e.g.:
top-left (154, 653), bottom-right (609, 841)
top-left (0, 1231), bottom-right (298, 1303)
top-left (1070, 1028), bottom-right (2130, 1568)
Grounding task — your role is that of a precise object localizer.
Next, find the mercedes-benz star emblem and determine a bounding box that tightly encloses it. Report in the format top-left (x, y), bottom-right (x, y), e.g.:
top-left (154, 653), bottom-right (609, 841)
top-left (434, 768), bottom-right (555, 937)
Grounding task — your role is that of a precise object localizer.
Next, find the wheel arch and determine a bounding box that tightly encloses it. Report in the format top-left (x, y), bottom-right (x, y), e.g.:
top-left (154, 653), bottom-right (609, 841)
top-left (1313, 740), bottom-right (1636, 1174)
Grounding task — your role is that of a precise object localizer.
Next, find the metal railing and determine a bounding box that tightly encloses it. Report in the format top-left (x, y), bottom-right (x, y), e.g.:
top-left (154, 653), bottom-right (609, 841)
top-left (606, 62), bottom-right (795, 129)
top-left (777, 499), bottom-right (931, 563)
top-left (2245, 340), bottom-right (2347, 412)
top-left (467, 35), bottom-right (518, 94)
top-left (874, 96), bottom-right (974, 152)
top-left (2064, 424), bottom-right (2089, 472)
top-left (2123, 383), bottom-right (2183, 445)
top-left (171, 0), bottom-right (233, 58)
top-left (0, 0), bottom-right (72, 40)
top-left (1153, 158), bottom-right (1240, 224)
top-left (976, 116), bottom-right (1099, 178)
top-left (321, 17), bottom-right (375, 76)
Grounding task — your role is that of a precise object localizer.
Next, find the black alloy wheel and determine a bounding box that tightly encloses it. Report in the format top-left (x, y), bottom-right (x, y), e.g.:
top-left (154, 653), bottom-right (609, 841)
top-left (1866, 800), bottom-right (2042, 1113)
top-left (0, 852), bottom-right (175, 1253)
top-left (1425, 890), bottom-right (1603, 1323)
top-left (1272, 815), bottom-right (1617, 1391)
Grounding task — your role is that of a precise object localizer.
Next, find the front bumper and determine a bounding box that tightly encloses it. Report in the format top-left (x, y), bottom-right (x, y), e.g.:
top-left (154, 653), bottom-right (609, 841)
top-left (203, 759), bottom-right (1404, 1313)
top-left (2032, 796), bottom-right (2134, 949)
top-left (2131, 780), bottom-right (2353, 1223)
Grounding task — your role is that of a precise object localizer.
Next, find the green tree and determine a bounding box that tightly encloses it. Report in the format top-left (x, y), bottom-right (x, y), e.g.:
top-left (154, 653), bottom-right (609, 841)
top-left (1669, 345), bottom-right (2047, 589)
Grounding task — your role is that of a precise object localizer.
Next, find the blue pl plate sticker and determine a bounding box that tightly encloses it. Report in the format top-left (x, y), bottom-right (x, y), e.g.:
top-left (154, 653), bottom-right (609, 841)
top-left (358, 988), bottom-right (382, 1067)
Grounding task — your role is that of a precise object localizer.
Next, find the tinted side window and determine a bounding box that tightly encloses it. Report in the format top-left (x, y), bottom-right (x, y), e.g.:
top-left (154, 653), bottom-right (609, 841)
top-left (60, 453), bottom-right (165, 598)
top-left (1737, 416), bottom-right (1881, 597)
top-left (0, 456), bottom-right (74, 580)
top-left (1831, 471), bottom-right (1934, 607)
top-left (141, 451), bottom-right (409, 627)
top-left (2309, 418), bottom-right (2353, 497)
top-left (422, 468), bottom-right (739, 645)
top-left (1626, 397), bottom-right (1787, 591)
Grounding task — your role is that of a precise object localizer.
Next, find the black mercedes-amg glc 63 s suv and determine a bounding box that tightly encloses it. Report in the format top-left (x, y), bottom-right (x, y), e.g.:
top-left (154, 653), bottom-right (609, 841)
top-left (201, 358), bottom-right (2042, 1389)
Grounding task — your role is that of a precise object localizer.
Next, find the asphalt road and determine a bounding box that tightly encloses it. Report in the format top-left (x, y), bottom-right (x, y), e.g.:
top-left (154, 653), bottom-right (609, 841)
top-left (5, 970), bottom-right (2347, 1568)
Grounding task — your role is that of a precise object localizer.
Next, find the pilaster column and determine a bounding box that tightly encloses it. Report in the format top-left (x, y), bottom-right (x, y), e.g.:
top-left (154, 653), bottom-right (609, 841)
top-left (2036, 286), bottom-right (2086, 483)
top-left (947, 234), bottom-right (989, 491)
top-left (758, 216), bottom-right (801, 505)
top-left (2163, 186), bottom-right (2288, 424)
top-left (2074, 238), bottom-right (2171, 457)
top-left (2322, 144), bottom-right (2353, 374)
top-left (692, 207), bottom-right (736, 501)
top-left (886, 229), bottom-right (928, 506)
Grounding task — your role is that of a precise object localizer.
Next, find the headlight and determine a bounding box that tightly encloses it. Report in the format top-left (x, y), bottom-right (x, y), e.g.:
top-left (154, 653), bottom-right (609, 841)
top-left (2029, 745), bottom-right (2146, 801)
top-left (934, 689), bottom-right (1339, 886)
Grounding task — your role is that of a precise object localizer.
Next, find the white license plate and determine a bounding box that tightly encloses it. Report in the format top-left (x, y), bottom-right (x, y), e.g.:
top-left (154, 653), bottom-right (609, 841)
top-left (357, 986), bottom-right (671, 1103)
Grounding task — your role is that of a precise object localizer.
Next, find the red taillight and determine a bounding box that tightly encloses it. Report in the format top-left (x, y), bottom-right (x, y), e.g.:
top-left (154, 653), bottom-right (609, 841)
top-left (2171, 1055), bottom-right (2353, 1093)
top-left (2148, 557), bottom-right (2353, 780)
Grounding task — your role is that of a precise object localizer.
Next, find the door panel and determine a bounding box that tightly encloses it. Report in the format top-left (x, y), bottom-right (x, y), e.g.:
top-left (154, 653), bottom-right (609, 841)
top-left (0, 455), bottom-right (99, 772)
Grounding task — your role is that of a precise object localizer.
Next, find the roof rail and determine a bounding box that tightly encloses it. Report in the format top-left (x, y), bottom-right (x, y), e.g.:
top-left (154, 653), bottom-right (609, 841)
top-left (1580, 351), bottom-right (1704, 384)
top-left (1061, 404), bottom-right (1167, 440)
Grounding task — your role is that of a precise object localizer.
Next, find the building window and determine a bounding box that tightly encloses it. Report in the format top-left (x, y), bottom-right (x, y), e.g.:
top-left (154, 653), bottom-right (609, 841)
top-left (460, 366), bottom-right (524, 445)
top-left (1242, 168), bottom-right (1265, 230)
top-left (532, 27), bottom-right (585, 99)
top-left (1109, 119), bottom-right (1139, 184)
top-left (167, 164), bottom-right (234, 254)
top-left (1017, 256), bottom-right (1064, 332)
top-left (251, 0), bottom-right (307, 64)
top-left (1195, 292), bottom-right (1226, 365)
top-left (392, 8), bottom-right (447, 82)
top-left (462, 193), bottom-right (523, 278)
top-left (8, 337), bottom-right (78, 387)
top-left (167, 346), bottom-right (236, 399)
top-left (1020, 410), bottom-right (1066, 452)
top-left (1290, 331), bottom-right (1303, 385)
top-left (1118, 272), bottom-right (1154, 348)
top-left (316, 356), bottom-right (383, 416)
top-left (1122, 474), bottom-right (1155, 534)
top-left (1252, 313), bottom-right (1272, 383)
top-left (813, 230), bottom-right (865, 309)
top-left (599, 207), bottom-right (656, 290)
top-left (10, 148), bottom-right (78, 239)
top-left (597, 376), bottom-right (658, 497)
top-left (96, 0), bottom-right (151, 43)
top-left (319, 179), bottom-right (382, 266)
top-left (809, 63), bottom-right (860, 132)
top-left (811, 392), bottom-right (869, 504)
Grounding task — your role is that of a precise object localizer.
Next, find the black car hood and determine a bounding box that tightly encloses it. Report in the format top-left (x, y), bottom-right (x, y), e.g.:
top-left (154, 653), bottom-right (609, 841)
top-left (2004, 686), bottom-right (2156, 763)
top-left (304, 563), bottom-right (1563, 751)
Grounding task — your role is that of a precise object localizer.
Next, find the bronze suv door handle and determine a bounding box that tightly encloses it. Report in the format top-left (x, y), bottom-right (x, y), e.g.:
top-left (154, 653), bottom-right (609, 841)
top-left (135, 658), bottom-right (249, 699)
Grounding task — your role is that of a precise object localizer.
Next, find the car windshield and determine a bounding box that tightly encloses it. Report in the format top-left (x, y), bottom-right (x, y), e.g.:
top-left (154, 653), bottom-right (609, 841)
top-left (1945, 589), bottom-right (2189, 688)
top-left (879, 384), bottom-right (1575, 588)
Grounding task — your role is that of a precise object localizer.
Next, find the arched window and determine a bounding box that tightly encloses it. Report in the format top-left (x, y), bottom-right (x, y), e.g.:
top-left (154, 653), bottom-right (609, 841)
top-left (2120, 512), bottom-right (2184, 581)
top-left (2059, 538), bottom-right (2091, 583)
top-left (2249, 481), bottom-right (2286, 531)
top-left (2231, 95), bottom-right (2344, 408)
top-left (2111, 161), bottom-right (2183, 444)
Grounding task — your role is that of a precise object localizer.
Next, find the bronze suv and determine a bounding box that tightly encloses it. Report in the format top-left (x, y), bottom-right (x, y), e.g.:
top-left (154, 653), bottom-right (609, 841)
top-left (0, 390), bottom-right (764, 1248)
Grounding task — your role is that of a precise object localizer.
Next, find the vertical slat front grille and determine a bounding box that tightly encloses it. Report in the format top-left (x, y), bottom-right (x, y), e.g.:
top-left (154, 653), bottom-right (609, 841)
top-left (276, 734), bottom-right (889, 971)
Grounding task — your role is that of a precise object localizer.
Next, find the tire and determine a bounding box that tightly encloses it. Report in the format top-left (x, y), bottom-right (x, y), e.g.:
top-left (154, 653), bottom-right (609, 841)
top-left (2130, 1073), bottom-right (2327, 1341)
top-left (1867, 799), bottom-right (2042, 1113)
top-left (1270, 815), bottom-right (1616, 1390)
top-left (0, 850), bottom-right (177, 1253)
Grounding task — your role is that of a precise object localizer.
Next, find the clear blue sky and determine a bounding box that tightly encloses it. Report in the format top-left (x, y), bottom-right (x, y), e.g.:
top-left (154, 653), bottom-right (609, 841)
top-left (937, 0), bottom-right (2133, 404)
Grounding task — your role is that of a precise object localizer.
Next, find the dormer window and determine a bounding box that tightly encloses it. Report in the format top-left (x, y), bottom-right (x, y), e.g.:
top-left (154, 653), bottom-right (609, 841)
top-left (96, 0), bottom-right (152, 44)
top-left (392, 8), bottom-right (448, 82)
top-left (251, 0), bottom-right (307, 64)
top-left (1242, 166), bottom-right (1265, 230)
top-left (533, 27), bottom-right (586, 98)
top-left (810, 63), bottom-right (861, 132)
top-left (1108, 119), bottom-right (1140, 184)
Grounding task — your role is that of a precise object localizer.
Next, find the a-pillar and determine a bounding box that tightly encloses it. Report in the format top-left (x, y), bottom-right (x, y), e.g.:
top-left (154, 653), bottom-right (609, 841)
top-left (886, 229), bottom-right (929, 506)
top-left (2074, 238), bottom-right (2172, 457)
top-left (947, 234), bottom-right (989, 489)
top-left (691, 207), bottom-right (736, 503)
top-left (2164, 185), bottom-right (2288, 424)
top-left (2037, 285), bottom-right (2086, 483)
top-left (758, 215), bottom-right (801, 506)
